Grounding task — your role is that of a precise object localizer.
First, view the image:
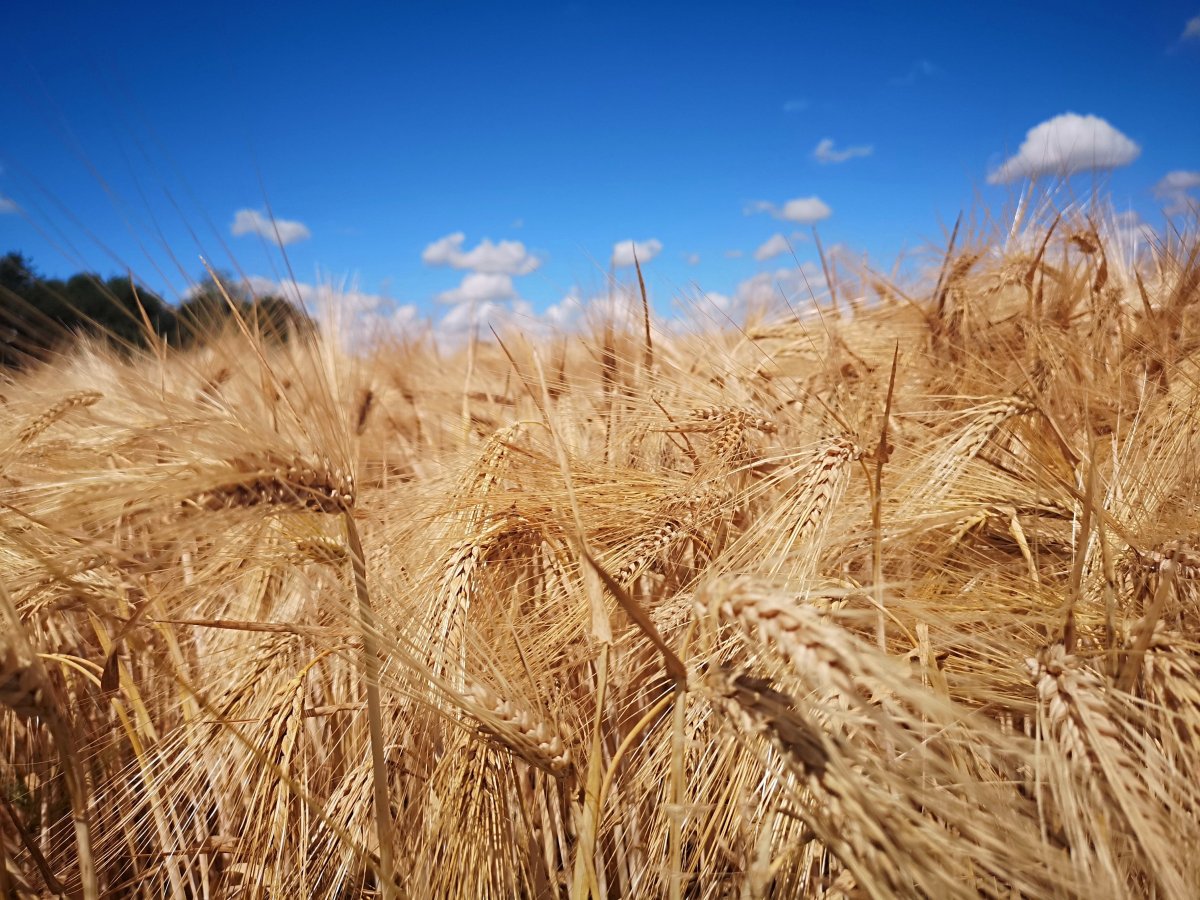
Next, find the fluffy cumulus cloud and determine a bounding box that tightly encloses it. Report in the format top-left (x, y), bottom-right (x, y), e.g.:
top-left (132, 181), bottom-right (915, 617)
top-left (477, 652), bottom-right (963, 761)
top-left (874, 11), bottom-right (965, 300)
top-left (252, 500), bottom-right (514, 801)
top-left (611, 238), bottom-right (663, 268)
top-left (735, 262), bottom-right (828, 309)
top-left (813, 138), bottom-right (873, 164)
top-left (1154, 170), bottom-right (1200, 214)
top-left (1155, 170), bottom-right (1200, 193)
top-left (754, 233), bottom-right (793, 261)
top-left (987, 113), bottom-right (1141, 184)
top-left (230, 209), bottom-right (312, 246)
top-left (439, 298), bottom-right (536, 337)
top-left (542, 286), bottom-right (663, 331)
top-left (1184, 15), bottom-right (1200, 39)
top-left (749, 196), bottom-right (832, 224)
top-left (435, 272), bottom-right (516, 306)
top-left (235, 275), bottom-right (417, 344)
top-left (421, 232), bottom-right (540, 275)
top-left (701, 291), bottom-right (733, 311)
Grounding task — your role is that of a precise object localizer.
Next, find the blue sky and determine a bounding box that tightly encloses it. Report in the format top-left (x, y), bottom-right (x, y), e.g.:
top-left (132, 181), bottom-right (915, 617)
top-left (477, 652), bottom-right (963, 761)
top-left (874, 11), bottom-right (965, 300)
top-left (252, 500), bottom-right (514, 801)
top-left (1, 1), bottom-right (1198, 330)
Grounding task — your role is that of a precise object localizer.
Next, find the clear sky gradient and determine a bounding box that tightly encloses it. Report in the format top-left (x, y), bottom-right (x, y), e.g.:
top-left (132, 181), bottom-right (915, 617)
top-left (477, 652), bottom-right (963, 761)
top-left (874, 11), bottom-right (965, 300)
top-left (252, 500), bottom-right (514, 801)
top-left (1, 1), bottom-right (1198, 330)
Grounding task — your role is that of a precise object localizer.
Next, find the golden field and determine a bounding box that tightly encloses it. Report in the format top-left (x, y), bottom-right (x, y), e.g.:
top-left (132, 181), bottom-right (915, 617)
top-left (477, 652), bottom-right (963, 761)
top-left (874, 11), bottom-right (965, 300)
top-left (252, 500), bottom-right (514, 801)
top-left (3, 202), bottom-right (1200, 898)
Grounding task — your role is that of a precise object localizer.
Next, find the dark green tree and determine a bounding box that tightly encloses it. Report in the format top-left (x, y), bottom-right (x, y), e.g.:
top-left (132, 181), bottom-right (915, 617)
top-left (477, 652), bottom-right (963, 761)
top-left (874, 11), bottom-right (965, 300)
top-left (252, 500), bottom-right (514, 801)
top-left (175, 273), bottom-right (313, 346)
top-left (1, 254), bottom-right (314, 368)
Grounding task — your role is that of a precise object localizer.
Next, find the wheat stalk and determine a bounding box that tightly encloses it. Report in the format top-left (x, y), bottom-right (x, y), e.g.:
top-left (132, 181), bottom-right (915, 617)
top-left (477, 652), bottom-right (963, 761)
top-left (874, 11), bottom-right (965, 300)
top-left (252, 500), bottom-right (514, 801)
top-left (0, 589), bottom-right (98, 900)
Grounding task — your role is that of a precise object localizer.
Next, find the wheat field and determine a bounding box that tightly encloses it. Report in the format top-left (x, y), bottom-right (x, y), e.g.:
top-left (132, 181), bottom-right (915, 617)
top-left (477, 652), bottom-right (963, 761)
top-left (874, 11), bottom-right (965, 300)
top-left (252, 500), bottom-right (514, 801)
top-left (3, 202), bottom-right (1200, 898)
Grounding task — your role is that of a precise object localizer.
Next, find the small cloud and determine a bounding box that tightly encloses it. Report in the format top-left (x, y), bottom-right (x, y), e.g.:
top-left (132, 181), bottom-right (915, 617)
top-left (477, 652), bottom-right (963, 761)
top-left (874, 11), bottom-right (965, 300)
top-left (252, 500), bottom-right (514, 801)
top-left (750, 196), bottom-right (833, 224)
top-left (1183, 15), bottom-right (1200, 40)
top-left (813, 138), bottom-right (873, 164)
top-left (0, 196), bottom-right (19, 214)
top-left (234, 275), bottom-right (416, 345)
top-left (421, 232), bottom-right (540, 275)
top-left (231, 209), bottom-right (311, 246)
top-left (684, 252), bottom-right (701, 265)
top-left (754, 233), bottom-right (793, 262)
top-left (782, 99), bottom-right (809, 113)
top-left (612, 238), bottom-right (663, 268)
top-left (544, 287), bottom-right (648, 329)
top-left (891, 59), bottom-right (939, 86)
top-left (511, 217), bottom-right (524, 229)
top-left (736, 262), bottom-right (827, 308)
top-left (542, 292), bottom-right (585, 327)
top-left (1154, 170), bottom-right (1200, 195)
top-left (987, 113), bottom-right (1140, 184)
top-left (440, 298), bottom-right (534, 336)
top-left (724, 249), bottom-right (744, 259)
top-left (1155, 170), bottom-right (1200, 215)
top-left (435, 272), bottom-right (516, 305)
top-left (239, 275), bottom-right (391, 314)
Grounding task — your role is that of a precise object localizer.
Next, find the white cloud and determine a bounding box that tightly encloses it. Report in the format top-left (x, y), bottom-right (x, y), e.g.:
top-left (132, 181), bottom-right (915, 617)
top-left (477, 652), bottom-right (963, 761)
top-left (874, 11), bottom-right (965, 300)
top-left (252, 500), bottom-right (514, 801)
top-left (611, 238), bottom-right (663, 268)
top-left (435, 272), bottom-right (516, 306)
top-left (1155, 170), bottom-right (1200, 194)
top-left (239, 275), bottom-right (402, 318)
top-left (230, 209), bottom-right (311, 245)
top-left (0, 196), bottom-right (18, 214)
top-left (1183, 15), bottom-right (1200, 39)
top-left (440, 298), bottom-right (534, 336)
top-left (735, 262), bottom-right (828, 309)
top-left (1155, 170), bottom-right (1200, 215)
top-left (749, 196), bottom-right (832, 224)
top-left (746, 197), bottom-right (833, 223)
top-left (684, 252), bottom-right (701, 265)
top-left (542, 286), bottom-right (653, 331)
top-left (987, 113), bottom-right (1141, 184)
top-left (227, 275), bottom-right (417, 345)
top-left (421, 232), bottom-right (540, 275)
top-left (754, 233), bottom-right (793, 261)
top-left (813, 138), bottom-right (873, 164)
top-left (725, 249), bottom-right (744, 259)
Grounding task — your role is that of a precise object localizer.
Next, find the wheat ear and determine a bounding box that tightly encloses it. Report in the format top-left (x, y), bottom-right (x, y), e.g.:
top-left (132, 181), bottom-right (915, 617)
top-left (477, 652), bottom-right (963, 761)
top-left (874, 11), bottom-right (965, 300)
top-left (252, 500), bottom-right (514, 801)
top-left (463, 680), bottom-right (573, 776)
top-left (187, 452), bottom-right (355, 513)
top-left (14, 390), bottom-right (102, 445)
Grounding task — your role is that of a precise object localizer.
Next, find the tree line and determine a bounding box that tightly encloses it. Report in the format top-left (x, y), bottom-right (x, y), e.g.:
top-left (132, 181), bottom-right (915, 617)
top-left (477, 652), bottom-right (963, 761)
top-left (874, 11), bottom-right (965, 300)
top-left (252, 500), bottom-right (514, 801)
top-left (0, 251), bottom-right (312, 369)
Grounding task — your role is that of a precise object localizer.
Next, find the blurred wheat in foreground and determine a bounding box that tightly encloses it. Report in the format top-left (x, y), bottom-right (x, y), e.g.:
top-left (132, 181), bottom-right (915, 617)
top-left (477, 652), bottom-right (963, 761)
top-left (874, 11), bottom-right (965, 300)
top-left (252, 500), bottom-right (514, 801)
top-left (3, 204), bottom-right (1200, 899)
